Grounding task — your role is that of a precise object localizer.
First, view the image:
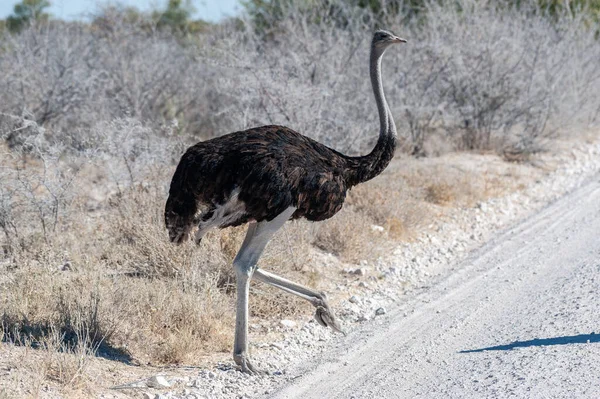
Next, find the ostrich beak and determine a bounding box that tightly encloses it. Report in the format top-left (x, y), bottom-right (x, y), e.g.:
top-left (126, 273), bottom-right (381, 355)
top-left (393, 37), bottom-right (408, 44)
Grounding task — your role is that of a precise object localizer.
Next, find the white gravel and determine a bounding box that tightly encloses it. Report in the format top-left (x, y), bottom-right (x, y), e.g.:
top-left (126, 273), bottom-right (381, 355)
top-left (141, 139), bottom-right (600, 399)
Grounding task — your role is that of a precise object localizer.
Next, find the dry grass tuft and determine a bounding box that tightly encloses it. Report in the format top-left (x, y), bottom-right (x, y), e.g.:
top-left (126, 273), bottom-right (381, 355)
top-left (386, 217), bottom-right (410, 241)
top-left (424, 182), bottom-right (455, 205)
top-left (313, 208), bottom-right (383, 262)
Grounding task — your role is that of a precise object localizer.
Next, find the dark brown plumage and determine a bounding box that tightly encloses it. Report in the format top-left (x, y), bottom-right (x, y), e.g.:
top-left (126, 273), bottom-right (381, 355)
top-left (165, 124), bottom-right (395, 244)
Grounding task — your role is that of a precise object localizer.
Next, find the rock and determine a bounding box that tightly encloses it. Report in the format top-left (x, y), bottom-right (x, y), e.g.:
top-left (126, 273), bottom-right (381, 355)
top-left (147, 375), bottom-right (172, 388)
top-left (280, 319), bottom-right (296, 328)
top-left (358, 281), bottom-right (369, 288)
top-left (59, 261), bottom-right (72, 271)
top-left (349, 295), bottom-right (360, 304)
top-left (271, 342), bottom-right (284, 350)
top-left (142, 393), bottom-right (153, 399)
top-left (343, 267), bottom-right (367, 276)
top-left (371, 225), bottom-right (385, 232)
top-left (375, 307), bottom-right (387, 316)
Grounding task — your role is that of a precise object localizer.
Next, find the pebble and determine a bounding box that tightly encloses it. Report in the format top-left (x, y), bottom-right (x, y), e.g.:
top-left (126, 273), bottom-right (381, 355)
top-left (344, 267), bottom-right (367, 276)
top-left (147, 375), bottom-right (172, 388)
top-left (280, 320), bottom-right (296, 328)
top-left (375, 307), bottom-right (387, 316)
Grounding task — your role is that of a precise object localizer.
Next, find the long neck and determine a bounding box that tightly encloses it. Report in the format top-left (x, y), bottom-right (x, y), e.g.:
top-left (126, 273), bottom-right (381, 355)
top-left (345, 44), bottom-right (397, 187)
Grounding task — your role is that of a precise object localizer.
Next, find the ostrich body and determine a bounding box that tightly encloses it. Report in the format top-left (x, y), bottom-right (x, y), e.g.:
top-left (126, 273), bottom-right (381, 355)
top-left (165, 30), bottom-right (406, 373)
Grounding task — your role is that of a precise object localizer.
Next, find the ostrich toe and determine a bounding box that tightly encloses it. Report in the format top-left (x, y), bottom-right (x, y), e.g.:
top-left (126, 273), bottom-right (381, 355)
top-left (234, 352), bottom-right (264, 374)
top-left (315, 305), bottom-right (345, 335)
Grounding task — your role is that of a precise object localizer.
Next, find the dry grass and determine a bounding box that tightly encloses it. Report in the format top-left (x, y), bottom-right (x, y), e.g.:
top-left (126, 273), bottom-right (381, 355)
top-left (424, 182), bottom-right (455, 205)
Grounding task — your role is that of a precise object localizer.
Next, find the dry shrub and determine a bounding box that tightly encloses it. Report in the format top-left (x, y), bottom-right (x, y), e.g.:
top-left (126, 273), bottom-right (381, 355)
top-left (312, 208), bottom-right (384, 262)
top-left (249, 284), bottom-right (313, 320)
top-left (424, 182), bottom-right (455, 205)
top-left (345, 173), bottom-right (430, 243)
top-left (139, 280), bottom-right (234, 364)
top-left (101, 186), bottom-right (226, 278)
top-left (502, 146), bottom-right (535, 163)
top-left (0, 333), bottom-right (95, 398)
top-left (3, 0), bottom-right (598, 161)
top-left (386, 217), bottom-right (409, 241)
top-left (347, 185), bottom-right (390, 225)
top-left (0, 265), bottom-right (234, 367)
top-left (39, 330), bottom-right (96, 391)
top-left (1, 269), bottom-right (115, 351)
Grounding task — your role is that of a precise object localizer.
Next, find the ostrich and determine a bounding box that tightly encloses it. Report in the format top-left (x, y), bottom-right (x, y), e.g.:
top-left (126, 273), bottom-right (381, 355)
top-left (165, 30), bottom-right (406, 373)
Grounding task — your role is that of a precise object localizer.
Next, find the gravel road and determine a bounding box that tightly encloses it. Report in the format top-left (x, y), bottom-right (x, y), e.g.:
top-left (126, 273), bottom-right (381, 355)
top-left (272, 175), bottom-right (600, 398)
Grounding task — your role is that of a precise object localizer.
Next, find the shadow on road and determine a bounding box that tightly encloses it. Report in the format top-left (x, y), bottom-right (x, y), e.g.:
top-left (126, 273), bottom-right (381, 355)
top-left (460, 332), bottom-right (600, 353)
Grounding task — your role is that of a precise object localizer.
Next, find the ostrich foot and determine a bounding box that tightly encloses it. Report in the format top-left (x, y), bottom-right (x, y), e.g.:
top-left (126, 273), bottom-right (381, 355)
top-left (314, 294), bottom-right (345, 335)
top-left (234, 352), bottom-right (262, 374)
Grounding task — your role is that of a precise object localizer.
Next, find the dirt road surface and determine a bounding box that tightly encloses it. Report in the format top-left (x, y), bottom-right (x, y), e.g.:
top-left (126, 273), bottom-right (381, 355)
top-left (270, 176), bottom-right (600, 398)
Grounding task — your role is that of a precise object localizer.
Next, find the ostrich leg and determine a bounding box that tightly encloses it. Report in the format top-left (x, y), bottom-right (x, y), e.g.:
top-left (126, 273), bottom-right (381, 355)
top-left (232, 207), bottom-right (296, 374)
top-left (253, 269), bottom-right (344, 334)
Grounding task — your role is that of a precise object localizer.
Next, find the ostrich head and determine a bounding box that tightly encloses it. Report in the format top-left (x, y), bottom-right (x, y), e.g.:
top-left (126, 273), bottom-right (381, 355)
top-left (165, 210), bottom-right (193, 244)
top-left (372, 30), bottom-right (407, 51)
top-left (165, 196), bottom-right (195, 245)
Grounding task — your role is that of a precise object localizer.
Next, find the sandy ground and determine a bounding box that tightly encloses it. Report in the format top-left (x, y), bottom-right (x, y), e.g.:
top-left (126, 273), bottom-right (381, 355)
top-left (273, 174), bottom-right (600, 398)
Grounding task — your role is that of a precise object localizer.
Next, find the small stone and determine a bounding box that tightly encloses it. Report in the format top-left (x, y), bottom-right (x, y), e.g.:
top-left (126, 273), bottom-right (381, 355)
top-left (349, 295), bottom-right (360, 304)
top-left (271, 342), bottom-right (284, 350)
top-left (371, 225), bottom-right (385, 232)
top-left (280, 319), bottom-right (296, 328)
top-left (358, 281), bottom-right (369, 288)
top-left (59, 261), bottom-right (72, 271)
top-left (344, 267), bottom-right (367, 276)
top-left (142, 393), bottom-right (153, 399)
top-left (375, 307), bottom-right (387, 316)
top-left (147, 375), bottom-right (172, 388)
